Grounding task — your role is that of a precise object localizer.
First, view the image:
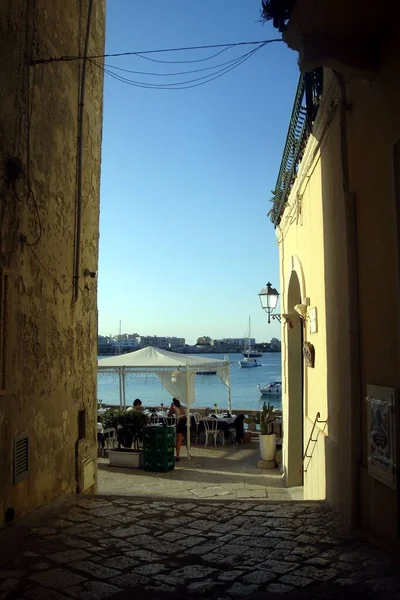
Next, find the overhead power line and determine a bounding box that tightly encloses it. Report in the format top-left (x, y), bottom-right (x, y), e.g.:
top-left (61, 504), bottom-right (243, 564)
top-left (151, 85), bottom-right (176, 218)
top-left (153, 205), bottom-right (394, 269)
top-left (31, 39), bottom-right (282, 65)
top-left (90, 42), bottom-right (267, 90)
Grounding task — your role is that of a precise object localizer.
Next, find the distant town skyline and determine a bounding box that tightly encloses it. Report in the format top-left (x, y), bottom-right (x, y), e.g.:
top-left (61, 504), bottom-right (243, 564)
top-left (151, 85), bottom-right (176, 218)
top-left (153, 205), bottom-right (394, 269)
top-left (97, 328), bottom-right (281, 345)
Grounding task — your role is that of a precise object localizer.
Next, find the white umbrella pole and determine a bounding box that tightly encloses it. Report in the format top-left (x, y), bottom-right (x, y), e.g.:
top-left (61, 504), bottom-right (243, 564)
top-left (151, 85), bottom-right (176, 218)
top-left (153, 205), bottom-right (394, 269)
top-left (122, 369), bottom-right (126, 408)
top-left (118, 368), bottom-right (123, 409)
top-left (186, 366), bottom-right (191, 460)
top-left (227, 384), bottom-right (232, 414)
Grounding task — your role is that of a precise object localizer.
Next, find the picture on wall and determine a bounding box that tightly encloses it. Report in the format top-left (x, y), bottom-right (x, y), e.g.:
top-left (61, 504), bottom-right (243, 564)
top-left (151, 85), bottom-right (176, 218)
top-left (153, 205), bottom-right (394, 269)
top-left (366, 384), bottom-right (397, 490)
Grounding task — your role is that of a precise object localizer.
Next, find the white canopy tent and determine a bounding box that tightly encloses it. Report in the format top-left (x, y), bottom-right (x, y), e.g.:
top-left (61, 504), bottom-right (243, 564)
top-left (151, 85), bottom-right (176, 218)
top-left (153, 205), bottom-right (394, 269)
top-left (98, 346), bottom-right (231, 459)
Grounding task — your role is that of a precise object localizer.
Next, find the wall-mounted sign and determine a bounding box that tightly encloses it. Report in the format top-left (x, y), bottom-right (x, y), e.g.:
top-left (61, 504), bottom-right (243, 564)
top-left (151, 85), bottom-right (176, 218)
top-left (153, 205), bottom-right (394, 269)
top-left (309, 307), bottom-right (318, 334)
top-left (303, 342), bottom-right (315, 368)
top-left (366, 384), bottom-right (397, 490)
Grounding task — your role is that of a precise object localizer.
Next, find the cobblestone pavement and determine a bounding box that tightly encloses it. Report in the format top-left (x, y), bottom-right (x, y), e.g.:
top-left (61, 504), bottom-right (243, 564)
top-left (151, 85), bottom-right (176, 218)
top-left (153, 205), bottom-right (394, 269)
top-left (98, 444), bottom-right (291, 501)
top-left (1, 495), bottom-right (400, 600)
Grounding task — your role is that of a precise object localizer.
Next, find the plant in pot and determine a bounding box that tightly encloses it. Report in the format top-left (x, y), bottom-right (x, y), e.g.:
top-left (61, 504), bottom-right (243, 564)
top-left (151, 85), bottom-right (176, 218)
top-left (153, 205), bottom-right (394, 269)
top-left (104, 408), bottom-right (149, 468)
top-left (259, 401), bottom-right (276, 463)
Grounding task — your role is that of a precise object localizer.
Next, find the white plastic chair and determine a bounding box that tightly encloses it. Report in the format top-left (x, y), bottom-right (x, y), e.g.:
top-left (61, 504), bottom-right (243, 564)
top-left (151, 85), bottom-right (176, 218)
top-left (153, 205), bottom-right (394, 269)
top-left (103, 428), bottom-right (118, 453)
top-left (203, 418), bottom-right (224, 447)
top-left (192, 412), bottom-right (203, 443)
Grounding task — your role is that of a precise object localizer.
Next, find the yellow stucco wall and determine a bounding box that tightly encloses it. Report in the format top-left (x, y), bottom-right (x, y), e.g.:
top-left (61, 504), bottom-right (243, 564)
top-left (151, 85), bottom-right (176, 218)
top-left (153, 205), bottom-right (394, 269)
top-left (279, 31), bottom-right (400, 546)
top-left (0, 0), bottom-right (105, 525)
top-left (278, 72), bottom-right (354, 516)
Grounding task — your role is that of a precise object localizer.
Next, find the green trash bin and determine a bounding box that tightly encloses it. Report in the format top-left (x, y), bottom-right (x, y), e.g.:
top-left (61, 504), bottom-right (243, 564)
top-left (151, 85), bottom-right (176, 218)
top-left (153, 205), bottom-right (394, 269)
top-left (143, 425), bottom-right (175, 472)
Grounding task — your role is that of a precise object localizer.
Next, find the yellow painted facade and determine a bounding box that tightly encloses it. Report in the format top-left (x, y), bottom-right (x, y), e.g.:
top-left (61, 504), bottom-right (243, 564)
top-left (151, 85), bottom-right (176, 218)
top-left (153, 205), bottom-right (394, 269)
top-left (274, 4), bottom-right (400, 546)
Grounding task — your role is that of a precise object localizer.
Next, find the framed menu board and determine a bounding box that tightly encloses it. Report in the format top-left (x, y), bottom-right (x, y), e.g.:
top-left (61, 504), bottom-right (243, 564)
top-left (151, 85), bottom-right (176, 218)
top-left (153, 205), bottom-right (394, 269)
top-left (366, 384), bottom-right (397, 490)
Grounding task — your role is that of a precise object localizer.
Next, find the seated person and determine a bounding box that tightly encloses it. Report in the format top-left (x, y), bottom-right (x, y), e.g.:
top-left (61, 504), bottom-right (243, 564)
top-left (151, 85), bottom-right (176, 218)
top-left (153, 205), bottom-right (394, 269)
top-left (133, 398), bottom-right (143, 411)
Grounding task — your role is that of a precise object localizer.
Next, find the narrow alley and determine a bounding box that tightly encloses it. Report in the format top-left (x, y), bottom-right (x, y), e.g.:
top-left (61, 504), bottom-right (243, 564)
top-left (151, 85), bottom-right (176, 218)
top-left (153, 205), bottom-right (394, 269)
top-left (1, 495), bottom-right (399, 600)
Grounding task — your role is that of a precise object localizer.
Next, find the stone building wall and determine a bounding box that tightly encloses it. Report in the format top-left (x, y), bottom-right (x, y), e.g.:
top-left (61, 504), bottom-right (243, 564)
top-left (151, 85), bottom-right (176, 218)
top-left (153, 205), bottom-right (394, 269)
top-left (0, 0), bottom-right (105, 525)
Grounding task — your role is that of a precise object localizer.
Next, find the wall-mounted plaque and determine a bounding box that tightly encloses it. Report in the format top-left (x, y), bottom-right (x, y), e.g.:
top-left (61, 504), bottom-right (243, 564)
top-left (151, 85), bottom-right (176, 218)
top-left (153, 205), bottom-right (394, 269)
top-left (309, 307), bottom-right (318, 334)
top-left (366, 384), bottom-right (397, 490)
top-left (303, 342), bottom-right (315, 368)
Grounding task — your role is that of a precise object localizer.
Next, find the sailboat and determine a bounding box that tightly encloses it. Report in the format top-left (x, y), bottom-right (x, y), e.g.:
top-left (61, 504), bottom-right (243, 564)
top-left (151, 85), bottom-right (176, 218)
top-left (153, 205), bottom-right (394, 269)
top-left (242, 316), bottom-right (262, 358)
top-left (238, 317), bottom-right (262, 368)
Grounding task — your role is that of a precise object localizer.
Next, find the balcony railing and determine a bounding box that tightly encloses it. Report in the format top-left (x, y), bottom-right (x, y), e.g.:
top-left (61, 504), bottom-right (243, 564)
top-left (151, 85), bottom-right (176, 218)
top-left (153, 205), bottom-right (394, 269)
top-left (270, 68), bottom-right (323, 227)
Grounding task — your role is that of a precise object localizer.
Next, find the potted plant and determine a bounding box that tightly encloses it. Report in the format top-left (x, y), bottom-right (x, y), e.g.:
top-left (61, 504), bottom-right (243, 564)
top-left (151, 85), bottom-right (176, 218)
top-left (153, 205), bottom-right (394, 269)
top-left (259, 401), bottom-right (276, 462)
top-left (103, 409), bottom-right (148, 468)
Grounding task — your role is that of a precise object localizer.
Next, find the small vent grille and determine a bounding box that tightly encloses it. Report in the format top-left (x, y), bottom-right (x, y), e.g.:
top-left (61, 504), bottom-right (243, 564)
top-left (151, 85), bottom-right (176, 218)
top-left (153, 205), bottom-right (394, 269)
top-left (13, 434), bottom-right (29, 484)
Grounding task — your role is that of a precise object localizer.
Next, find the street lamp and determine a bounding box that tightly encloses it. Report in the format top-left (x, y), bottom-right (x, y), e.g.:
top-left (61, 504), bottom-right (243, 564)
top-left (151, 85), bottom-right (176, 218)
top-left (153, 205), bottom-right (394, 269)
top-left (258, 282), bottom-right (281, 324)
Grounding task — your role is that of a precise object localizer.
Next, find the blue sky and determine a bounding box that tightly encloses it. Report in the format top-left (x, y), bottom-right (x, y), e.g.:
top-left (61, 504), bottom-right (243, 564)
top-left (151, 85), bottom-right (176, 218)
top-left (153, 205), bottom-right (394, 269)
top-left (98, 1), bottom-right (299, 345)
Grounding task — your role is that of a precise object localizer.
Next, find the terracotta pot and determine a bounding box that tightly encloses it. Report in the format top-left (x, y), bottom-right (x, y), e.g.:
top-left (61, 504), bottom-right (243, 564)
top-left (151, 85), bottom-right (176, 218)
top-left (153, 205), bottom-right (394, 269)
top-left (259, 433), bottom-right (276, 461)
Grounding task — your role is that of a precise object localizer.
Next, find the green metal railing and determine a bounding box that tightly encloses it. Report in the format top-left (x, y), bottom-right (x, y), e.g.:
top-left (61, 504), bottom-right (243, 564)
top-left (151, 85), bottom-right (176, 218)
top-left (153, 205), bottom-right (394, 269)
top-left (270, 68), bottom-right (323, 227)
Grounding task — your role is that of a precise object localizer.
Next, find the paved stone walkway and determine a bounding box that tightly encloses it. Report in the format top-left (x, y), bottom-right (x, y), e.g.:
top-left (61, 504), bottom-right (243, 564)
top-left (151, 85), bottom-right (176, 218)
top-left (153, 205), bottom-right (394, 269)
top-left (1, 495), bottom-right (400, 600)
top-left (98, 444), bottom-right (291, 501)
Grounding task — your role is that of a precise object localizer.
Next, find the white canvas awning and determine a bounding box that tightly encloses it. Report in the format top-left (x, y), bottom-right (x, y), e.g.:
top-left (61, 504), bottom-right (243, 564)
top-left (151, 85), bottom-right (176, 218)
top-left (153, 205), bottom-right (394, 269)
top-left (98, 347), bottom-right (231, 459)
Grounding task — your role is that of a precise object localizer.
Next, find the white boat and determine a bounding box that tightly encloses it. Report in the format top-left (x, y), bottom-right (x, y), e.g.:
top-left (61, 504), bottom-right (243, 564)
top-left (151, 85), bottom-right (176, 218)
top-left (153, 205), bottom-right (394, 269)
top-left (257, 381), bottom-right (282, 395)
top-left (238, 357), bottom-right (261, 368)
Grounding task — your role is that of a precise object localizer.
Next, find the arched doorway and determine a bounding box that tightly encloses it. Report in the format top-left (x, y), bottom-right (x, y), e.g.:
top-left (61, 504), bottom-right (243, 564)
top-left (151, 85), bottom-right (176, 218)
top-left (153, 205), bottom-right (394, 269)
top-left (286, 270), bottom-right (304, 487)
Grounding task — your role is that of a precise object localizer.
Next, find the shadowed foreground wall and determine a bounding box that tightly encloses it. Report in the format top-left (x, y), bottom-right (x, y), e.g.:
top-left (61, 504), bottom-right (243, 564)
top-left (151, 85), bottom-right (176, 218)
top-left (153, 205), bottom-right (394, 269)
top-left (0, 0), bottom-right (105, 525)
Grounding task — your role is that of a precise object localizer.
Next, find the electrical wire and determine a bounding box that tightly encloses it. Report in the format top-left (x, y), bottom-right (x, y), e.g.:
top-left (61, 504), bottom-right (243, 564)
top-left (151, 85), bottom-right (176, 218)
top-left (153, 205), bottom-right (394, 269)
top-left (102, 49), bottom-right (257, 77)
top-left (32, 39), bottom-right (282, 64)
top-left (92, 45), bottom-right (259, 88)
top-left (91, 43), bottom-right (266, 91)
top-left (135, 44), bottom-right (235, 65)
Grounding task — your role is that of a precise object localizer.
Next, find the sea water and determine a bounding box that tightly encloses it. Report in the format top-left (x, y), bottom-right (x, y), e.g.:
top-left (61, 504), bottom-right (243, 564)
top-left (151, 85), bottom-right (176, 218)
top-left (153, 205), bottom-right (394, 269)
top-left (98, 352), bottom-right (282, 412)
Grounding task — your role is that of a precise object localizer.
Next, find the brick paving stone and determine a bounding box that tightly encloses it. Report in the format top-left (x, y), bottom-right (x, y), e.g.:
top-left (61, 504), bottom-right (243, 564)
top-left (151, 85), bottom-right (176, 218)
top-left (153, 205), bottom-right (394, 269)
top-left (109, 523), bottom-right (150, 539)
top-left (24, 586), bottom-right (72, 599)
top-left (291, 545), bottom-right (320, 556)
top-left (260, 560), bottom-right (297, 574)
top-left (296, 566), bottom-right (338, 581)
top-left (57, 536), bottom-right (99, 551)
top-left (99, 538), bottom-right (133, 551)
top-left (276, 541), bottom-right (297, 550)
top-left (63, 581), bottom-right (122, 599)
top-left (29, 568), bottom-right (87, 589)
top-left (102, 556), bottom-right (137, 570)
top-left (243, 570), bottom-right (276, 584)
top-left (188, 579), bottom-right (225, 594)
top-left (109, 572), bottom-right (149, 588)
top-left (133, 563), bottom-right (167, 576)
top-left (30, 562), bottom-right (51, 571)
top-left (305, 557), bottom-right (333, 566)
top-left (125, 549), bottom-right (162, 562)
top-left (31, 527), bottom-right (58, 536)
top-left (226, 582), bottom-right (259, 596)
top-left (267, 582), bottom-right (295, 593)
top-left (0, 578), bottom-right (19, 592)
top-left (173, 565), bottom-right (217, 580)
top-left (0, 569), bottom-right (24, 579)
top-left (184, 542), bottom-right (225, 556)
top-left (68, 561), bottom-right (120, 580)
top-left (50, 550), bottom-right (91, 564)
top-left (279, 573), bottom-right (313, 587)
top-left (145, 583), bottom-right (176, 594)
top-left (218, 570), bottom-right (245, 582)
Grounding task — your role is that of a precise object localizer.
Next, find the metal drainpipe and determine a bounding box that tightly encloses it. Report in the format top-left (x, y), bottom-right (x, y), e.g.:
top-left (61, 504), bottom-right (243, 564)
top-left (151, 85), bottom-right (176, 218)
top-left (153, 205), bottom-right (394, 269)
top-left (73, 0), bottom-right (94, 303)
top-left (335, 71), bottom-right (362, 530)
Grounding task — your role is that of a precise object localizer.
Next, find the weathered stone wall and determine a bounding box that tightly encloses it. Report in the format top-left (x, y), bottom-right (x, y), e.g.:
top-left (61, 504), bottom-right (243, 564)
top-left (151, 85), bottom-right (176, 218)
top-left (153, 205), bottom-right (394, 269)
top-left (0, 0), bottom-right (105, 525)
